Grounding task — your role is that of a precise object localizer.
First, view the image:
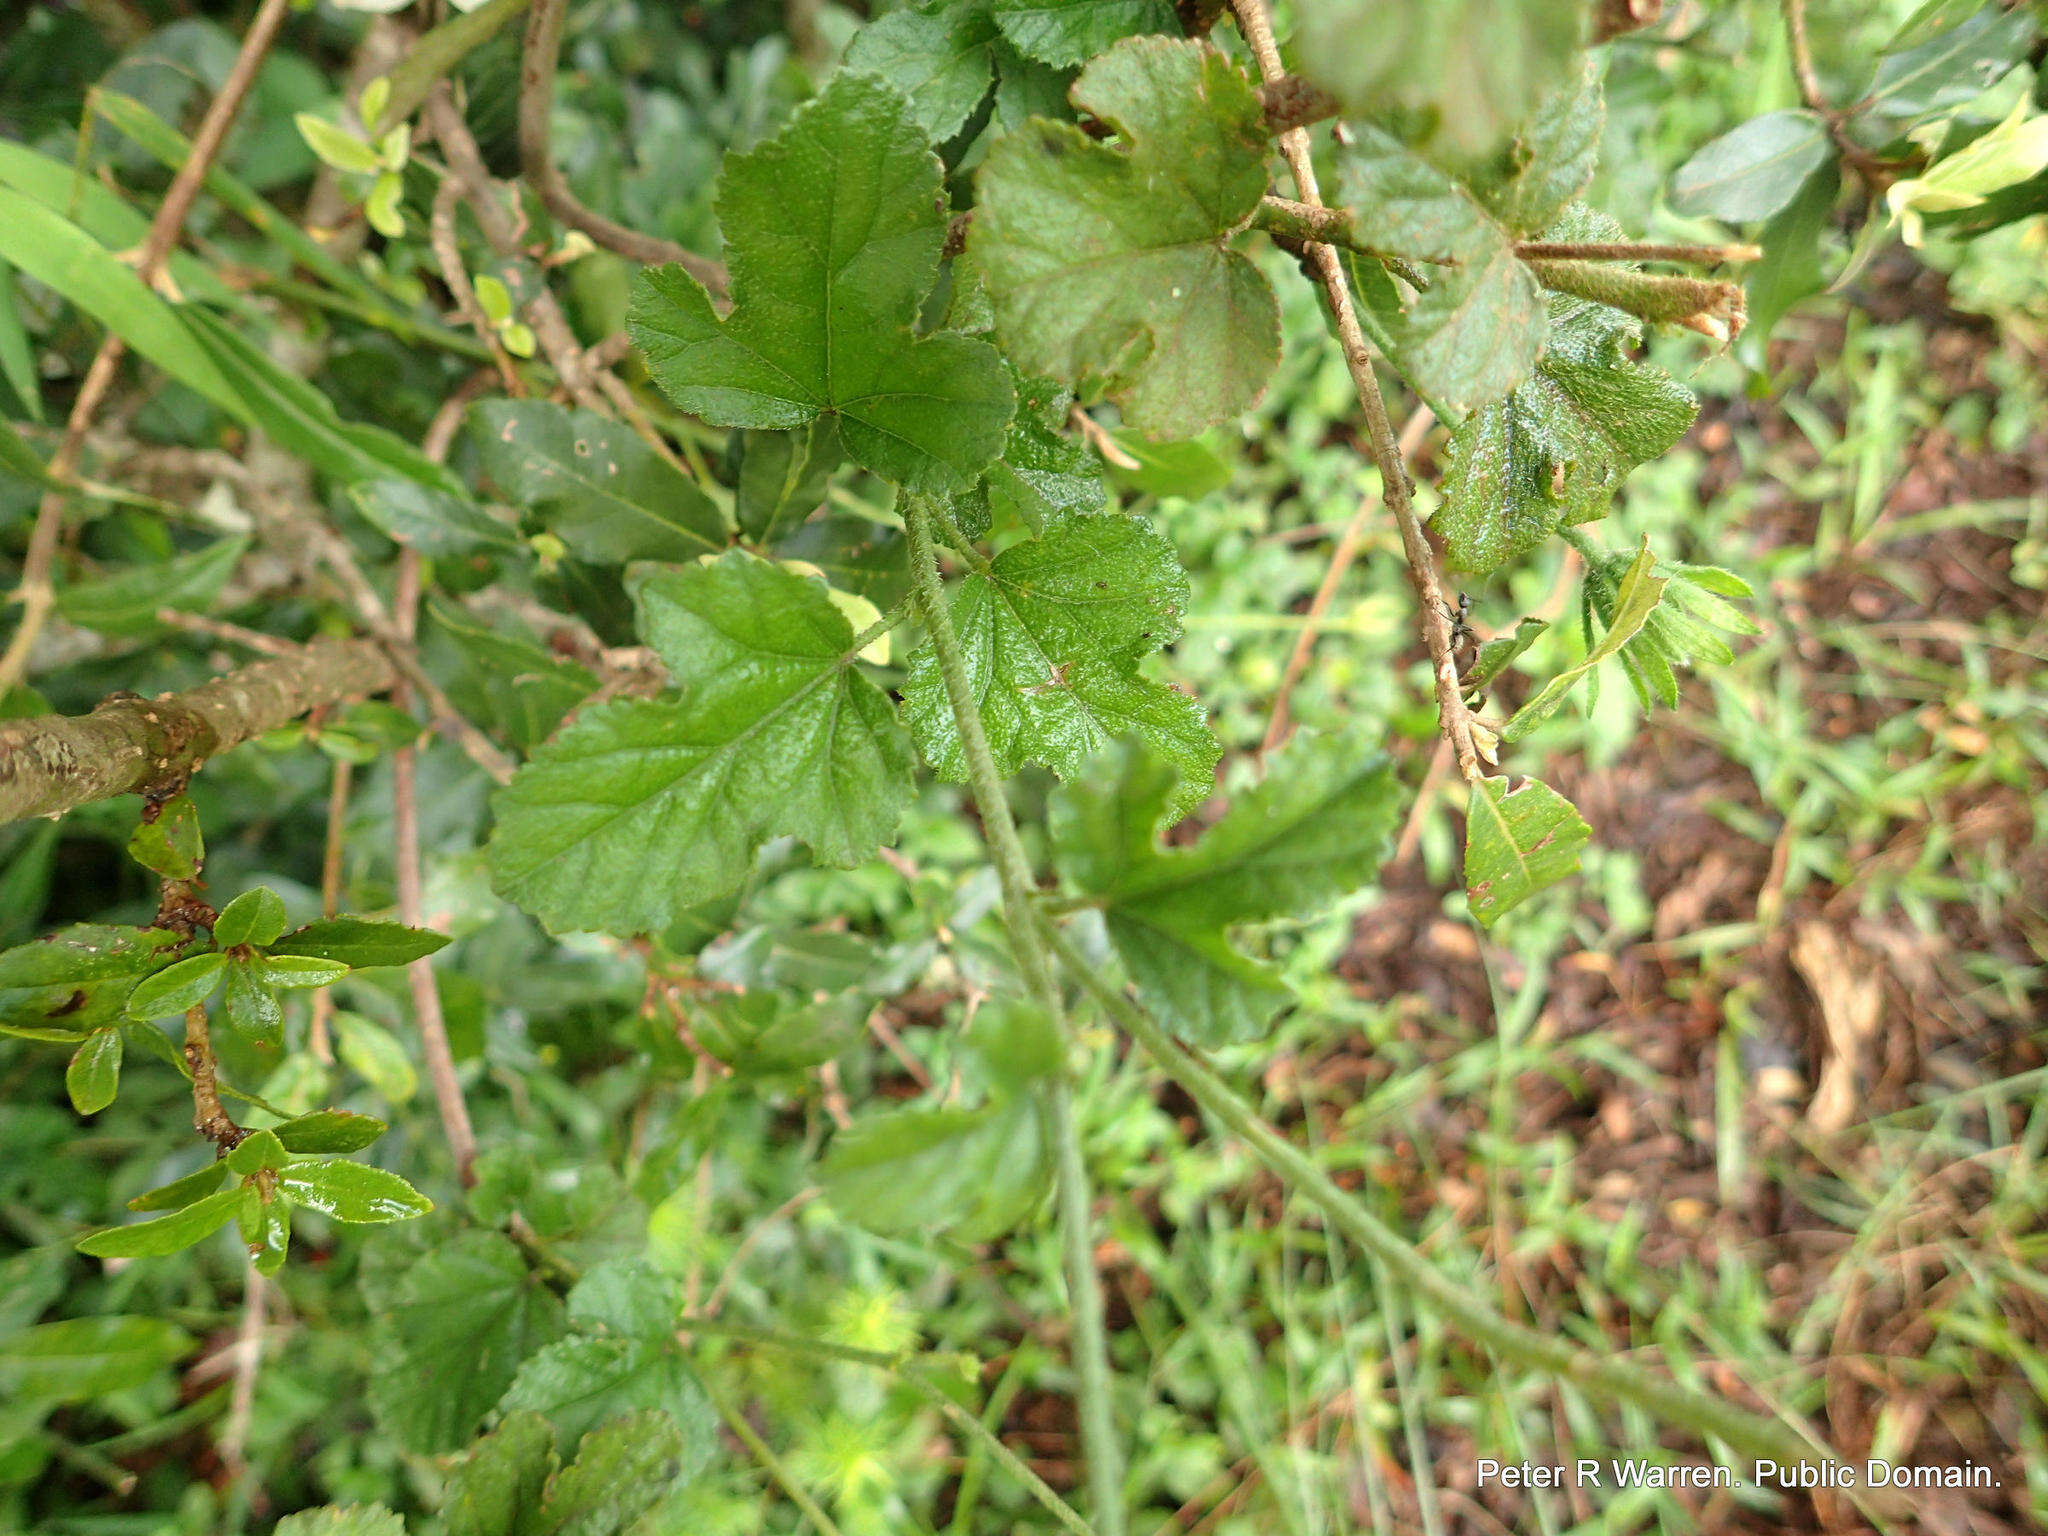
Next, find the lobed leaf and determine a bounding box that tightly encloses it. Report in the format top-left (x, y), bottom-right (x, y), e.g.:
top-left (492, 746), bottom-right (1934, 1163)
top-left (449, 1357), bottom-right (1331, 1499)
top-left (630, 72), bottom-right (1013, 494)
top-left (489, 552), bottom-right (913, 936)
top-left (845, 1), bottom-right (999, 139)
top-left (973, 37), bottom-right (1278, 440)
top-left (1464, 775), bottom-right (1591, 927)
top-left (1051, 732), bottom-right (1402, 1044)
top-left (903, 510), bottom-right (1217, 813)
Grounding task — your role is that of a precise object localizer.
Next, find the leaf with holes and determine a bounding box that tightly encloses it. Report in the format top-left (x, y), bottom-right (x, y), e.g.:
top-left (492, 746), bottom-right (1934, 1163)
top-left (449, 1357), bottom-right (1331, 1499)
top-left (1436, 217), bottom-right (1698, 574)
top-left (1464, 775), bottom-right (1592, 927)
top-left (489, 552), bottom-right (913, 936)
top-left (1339, 127), bottom-right (1547, 413)
top-left (973, 37), bottom-right (1277, 440)
top-left (1050, 731), bottom-right (1402, 1045)
top-left (472, 400), bottom-right (726, 565)
top-left (629, 72), bottom-right (1013, 494)
top-left (902, 511), bottom-right (1216, 815)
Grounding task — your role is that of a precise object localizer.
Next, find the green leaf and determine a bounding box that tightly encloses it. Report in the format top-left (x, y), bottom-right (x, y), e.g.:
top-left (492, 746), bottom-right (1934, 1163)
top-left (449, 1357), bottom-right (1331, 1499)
top-left (273, 1109), bottom-right (389, 1154)
top-left (822, 1096), bottom-right (1049, 1241)
top-left (772, 516), bottom-right (909, 608)
top-left (443, 1411), bottom-right (557, 1536)
top-left (57, 537), bottom-right (250, 637)
top-left (128, 1161), bottom-right (228, 1212)
top-left (125, 952), bottom-right (228, 1020)
top-left (352, 477), bottom-right (524, 557)
top-left (246, 1194), bottom-right (290, 1275)
top-left (1051, 732), bottom-right (1402, 1045)
top-left (0, 1316), bottom-right (194, 1401)
top-left (472, 400), bottom-right (726, 564)
top-left (902, 510), bottom-right (1217, 814)
top-left (500, 1335), bottom-right (715, 1463)
top-left (988, 0), bottom-right (1177, 67)
top-left (1471, 60), bottom-right (1604, 237)
top-left (1669, 110), bottom-right (1833, 222)
top-left (973, 38), bottom-right (1277, 441)
top-left (1436, 236), bottom-right (1698, 574)
top-left (66, 1028), bottom-right (123, 1114)
top-left (567, 1258), bottom-right (682, 1338)
top-left (1859, 5), bottom-right (2035, 125)
top-left (734, 421), bottom-right (842, 544)
top-left (689, 989), bottom-right (862, 1077)
top-left (226, 1129), bottom-right (287, 1176)
top-left (966, 369), bottom-right (1106, 535)
top-left (1739, 163), bottom-right (1840, 366)
top-left (489, 551), bottom-right (913, 935)
top-left (1295, 0), bottom-right (1585, 158)
top-left (334, 1012), bottom-right (419, 1103)
top-left (254, 954), bottom-right (351, 990)
top-left (0, 924), bottom-right (181, 1036)
top-left (1464, 616), bottom-right (1549, 695)
top-left (539, 1409), bottom-right (690, 1536)
top-left (278, 1159), bottom-right (432, 1223)
top-left (630, 72), bottom-right (1013, 494)
top-left (0, 188), bottom-right (240, 415)
top-left (368, 1231), bottom-right (567, 1453)
top-left (180, 307), bottom-right (466, 495)
top-left (1502, 540), bottom-right (1667, 740)
top-left (846, 1), bottom-right (1000, 139)
top-left (1585, 553), bottom-right (1759, 710)
top-left (270, 918), bottom-right (450, 968)
top-left (0, 257), bottom-right (42, 423)
top-left (126, 794), bottom-right (204, 880)
top-left (425, 596), bottom-right (599, 751)
top-left (1339, 126), bottom-right (1547, 413)
top-left (295, 113), bottom-right (384, 174)
top-left (275, 1508), bottom-right (407, 1536)
top-left (214, 887), bottom-right (289, 949)
top-left (76, 1188), bottom-right (245, 1258)
top-left (1463, 775), bottom-right (1591, 927)
top-left (220, 963), bottom-right (283, 1046)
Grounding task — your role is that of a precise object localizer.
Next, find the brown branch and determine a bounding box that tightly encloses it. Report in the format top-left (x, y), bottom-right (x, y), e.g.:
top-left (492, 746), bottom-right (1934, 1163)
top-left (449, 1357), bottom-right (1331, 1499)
top-left (518, 0), bottom-right (728, 294)
top-left (0, 0), bottom-right (295, 695)
top-left (218, 1268), bottom-right (267, 1485)
top-left (1255, 75), bottom-right (1340, 137)
top-left (1262, 406), bottom-right (1433, 754)
top-left (0, 638), bottom-right (395, 824)
top-left (184, 1003), bottom-right (243, 1149)
top-left (1230, 0), bottom-right (1484, 784)
top-left (307, 757), bottom-right (352, 1065)
top-left (430, 178), bottom-right (525, 395)
top-left (391, 547), bottom-right (480, 1187)
top-left (1782, 0), bottom-right (1892, 186)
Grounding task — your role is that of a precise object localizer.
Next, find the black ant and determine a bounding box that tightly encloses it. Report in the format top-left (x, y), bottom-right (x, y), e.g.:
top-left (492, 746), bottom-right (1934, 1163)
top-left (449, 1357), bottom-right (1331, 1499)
top-left (1444, 592), bottom-right (1486, 704)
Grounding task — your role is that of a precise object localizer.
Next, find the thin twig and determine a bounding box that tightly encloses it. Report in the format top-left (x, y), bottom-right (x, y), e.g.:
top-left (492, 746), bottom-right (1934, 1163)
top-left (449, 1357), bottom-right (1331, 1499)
top-left (389, 396), bottom-right (483, 1187)
top-left (698, 1186), bottom-right (820, 1320)
top-left (1261, 405), bottom-right (1433, 754)
top-left (153, 609), bottom-right (304, 659)
top-left (307, 758), bottom-right (351, 1064)
top-left (1782, 0), bottom-right (1892, 185)
top-left (705, 1381), bottom-right (848, 1536)
top-left (430, 178), bottom-right (524, 394)
top-left (218, 1267), bottom-right (267, 1484)
top-left (185, 1003), bottom-right (242, 1148)
top-left (1230, 0), bottom-right (1483, 784)
top-left (0, 0), bottom-right (295, 694)
top-left (518, 0), bottom-right (728, 292)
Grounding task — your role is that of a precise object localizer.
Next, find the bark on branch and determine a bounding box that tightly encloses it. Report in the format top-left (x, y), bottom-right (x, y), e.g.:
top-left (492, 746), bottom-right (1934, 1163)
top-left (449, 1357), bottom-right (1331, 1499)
top-left (0, 637), bottom-right (394, 824)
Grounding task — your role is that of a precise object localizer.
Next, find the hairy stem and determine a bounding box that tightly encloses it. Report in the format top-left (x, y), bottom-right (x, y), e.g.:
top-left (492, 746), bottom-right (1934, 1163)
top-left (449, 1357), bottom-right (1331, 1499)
top-left (0, 638), bottom-right (395, 825)
top-left (705, 1381), bottom-right (848, 1536)
top-left (1038, 916), bottom-right (1876, 1480)
top-left (902, 495), bottom-right (1126, 1536)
